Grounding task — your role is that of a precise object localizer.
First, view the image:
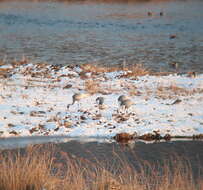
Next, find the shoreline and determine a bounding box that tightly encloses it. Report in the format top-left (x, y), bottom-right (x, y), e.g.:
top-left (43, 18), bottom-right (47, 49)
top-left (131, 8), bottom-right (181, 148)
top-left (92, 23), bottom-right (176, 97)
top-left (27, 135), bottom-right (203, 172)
top-left (0, 134), bottom-right (202, 150)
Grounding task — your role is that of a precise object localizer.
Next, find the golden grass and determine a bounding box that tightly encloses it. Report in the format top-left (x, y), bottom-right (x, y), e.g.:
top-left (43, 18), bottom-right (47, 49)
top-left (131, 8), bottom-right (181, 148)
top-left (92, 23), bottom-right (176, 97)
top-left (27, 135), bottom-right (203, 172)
top-left (80, 63), bottom-right (118, 74)
top-left (156, 83), bottom-right (203, 99)
top-left (121, 64), bottom-right (150, 78)
top-left (0, 145), bottom-right (63, 190)
top-left (0, 145), bottom-right (202, 190)
top-left (80, 63), bottom-right (149, 78)
top-left (84, 79), bottom-right (119, 95)
top-left (84, 79), bottom-right (101, 95)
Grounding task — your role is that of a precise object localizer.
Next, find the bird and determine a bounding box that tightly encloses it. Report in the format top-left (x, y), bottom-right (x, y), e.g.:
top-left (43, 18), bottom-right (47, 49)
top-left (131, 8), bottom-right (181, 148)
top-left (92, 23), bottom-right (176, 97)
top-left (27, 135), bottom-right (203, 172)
top-left (120, 99), bottom-right (134, 111)
top-left (160, 12), bottom-right (164, 16)
top-left (67, 93), bottom-right (90, 109)
top-left (96, 97), bottom-right (104, 106)
top-left (170, 34), bottom-right (176, 39)
top-left (148, 11), bottom-right (153, 16)
top-left (187, 71), bottom-right (197, 78)
top-left (96, 96), bottom-right (107, 111)
top-left (118, 95), bottom-right (130, 105)
top-left (169, 62), bottom-right (178, 70)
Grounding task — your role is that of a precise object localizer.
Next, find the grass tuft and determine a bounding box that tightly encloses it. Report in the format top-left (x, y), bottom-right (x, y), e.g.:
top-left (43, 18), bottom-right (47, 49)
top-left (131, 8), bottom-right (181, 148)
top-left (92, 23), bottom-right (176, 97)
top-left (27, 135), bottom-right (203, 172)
top-left (0, 145), bottom-right (202, 190)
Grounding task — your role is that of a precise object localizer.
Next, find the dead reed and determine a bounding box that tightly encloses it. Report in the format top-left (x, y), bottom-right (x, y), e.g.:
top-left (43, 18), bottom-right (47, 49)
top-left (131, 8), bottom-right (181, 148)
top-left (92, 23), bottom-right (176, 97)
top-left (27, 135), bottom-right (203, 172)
top-left (0, 145), bottom-right (202, 190)
top-left (156, 83), bottom-right (203, 99)
top-left (80, 63), bottom-right (149, 78)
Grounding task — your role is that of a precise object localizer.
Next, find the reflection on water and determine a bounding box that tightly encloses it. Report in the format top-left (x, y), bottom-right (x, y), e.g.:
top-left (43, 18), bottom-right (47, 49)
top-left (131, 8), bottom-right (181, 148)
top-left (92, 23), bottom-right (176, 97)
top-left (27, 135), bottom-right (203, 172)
top-left (0, 135), bottom-right (195, 150)
top-left (0, 136), bottom-right (113, 149)
top-left (0, 0), bottom-right (203, 72)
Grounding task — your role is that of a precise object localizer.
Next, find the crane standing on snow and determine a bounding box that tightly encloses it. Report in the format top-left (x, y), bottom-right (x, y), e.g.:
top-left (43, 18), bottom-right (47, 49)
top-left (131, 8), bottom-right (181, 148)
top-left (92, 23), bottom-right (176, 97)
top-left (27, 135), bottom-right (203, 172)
top-left (120, 99), bottom-right (134, 113)
top-left (67, 93), bottom-right (90, 109)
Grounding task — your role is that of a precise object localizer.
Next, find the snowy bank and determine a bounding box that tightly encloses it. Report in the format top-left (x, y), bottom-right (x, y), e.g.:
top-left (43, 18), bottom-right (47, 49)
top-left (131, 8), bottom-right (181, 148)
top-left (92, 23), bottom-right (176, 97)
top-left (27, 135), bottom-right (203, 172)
top-left (0, 61), bottom-right (203, 138)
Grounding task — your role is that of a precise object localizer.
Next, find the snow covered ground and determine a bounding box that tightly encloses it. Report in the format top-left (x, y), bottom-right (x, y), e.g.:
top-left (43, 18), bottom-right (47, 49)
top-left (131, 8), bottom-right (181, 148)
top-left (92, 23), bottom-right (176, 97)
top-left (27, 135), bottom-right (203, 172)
top-left (0, 61), bottom-right (203, 138)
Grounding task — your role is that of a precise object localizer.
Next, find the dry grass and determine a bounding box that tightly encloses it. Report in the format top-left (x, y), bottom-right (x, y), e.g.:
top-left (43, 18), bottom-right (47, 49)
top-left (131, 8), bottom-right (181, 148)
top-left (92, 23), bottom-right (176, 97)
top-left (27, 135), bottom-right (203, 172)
top-left (81, 63), bottom-right (118, 74)
top-left (80, 63), bottom-right (149, 78)
top-left (156, 83), bottom-right (203, 99)
top-left (84, 79), bottom-right (101, 95)
top-left (0, 145), bottom-right (202, 190)
top-left (84, 79), bottom-right (119, 95)
top-left (121, 64), bottom-right (150, 78)
top-left (0, 145), bottom-right (63, 190)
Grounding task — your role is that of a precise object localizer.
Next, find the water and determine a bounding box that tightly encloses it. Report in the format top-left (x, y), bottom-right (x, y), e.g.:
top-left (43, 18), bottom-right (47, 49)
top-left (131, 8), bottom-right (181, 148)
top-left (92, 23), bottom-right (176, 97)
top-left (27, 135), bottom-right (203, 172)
top-left (0, 0), bottom-right (203, 72)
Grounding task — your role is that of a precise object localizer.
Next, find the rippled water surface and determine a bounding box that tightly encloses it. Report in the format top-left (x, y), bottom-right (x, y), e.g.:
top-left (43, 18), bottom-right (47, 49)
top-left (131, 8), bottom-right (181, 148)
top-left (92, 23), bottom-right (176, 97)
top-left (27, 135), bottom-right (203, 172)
top-left (0, 0), bottom-right (203, 72)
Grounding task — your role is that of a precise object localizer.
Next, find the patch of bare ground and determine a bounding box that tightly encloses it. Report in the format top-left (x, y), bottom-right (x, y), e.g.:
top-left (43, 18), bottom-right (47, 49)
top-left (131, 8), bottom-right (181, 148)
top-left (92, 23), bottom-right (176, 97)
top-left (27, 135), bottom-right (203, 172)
top-left (0, 145), bottom-right (202, 190)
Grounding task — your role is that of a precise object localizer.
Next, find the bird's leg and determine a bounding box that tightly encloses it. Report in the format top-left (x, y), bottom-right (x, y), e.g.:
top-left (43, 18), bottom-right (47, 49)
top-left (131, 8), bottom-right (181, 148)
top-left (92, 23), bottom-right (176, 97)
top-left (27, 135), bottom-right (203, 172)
top-left (77, 102), bottom-right (80, 111)
top-left (98, 106), bottom-right (101, 115)
top-left (124, 108), bottom-right (127, 115)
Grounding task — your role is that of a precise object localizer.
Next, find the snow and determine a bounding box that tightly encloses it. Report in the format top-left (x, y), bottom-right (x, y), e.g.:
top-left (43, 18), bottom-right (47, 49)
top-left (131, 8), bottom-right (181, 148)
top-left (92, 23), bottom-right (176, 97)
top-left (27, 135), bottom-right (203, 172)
top-left (0, 62), bottom-right (203, 139)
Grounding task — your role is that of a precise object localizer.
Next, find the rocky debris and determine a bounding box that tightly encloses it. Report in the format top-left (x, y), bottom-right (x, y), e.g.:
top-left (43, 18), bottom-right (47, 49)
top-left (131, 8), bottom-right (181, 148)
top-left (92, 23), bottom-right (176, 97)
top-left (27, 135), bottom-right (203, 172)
top-left (9, 130), bottom-right (18, 135)
top-left (171, 99), bottom-right (182, 105)
top-left (63, 84), bottom-right (72, 89)
top-left (92, 114), bottom-right (102, 120)
top-left (114, 114), bottom-right (130, 123)
top-left (30, 111), bottom-right (46, 117)
top-left (7, 123), bottom-right (15, 128)
top-left (54, 127), bottom-right (60, 131)
top-left (113, 132), bottom-right (137, 143)
top-left (163, 134), bottom-right (172, 141)
top-left (193, 134), bottom-right (203, 140)
top-left (139, 131), bottom-right (161, 141)
top-left (10, 110), bottom-right (24, 115)
top-left (166, 99), bottom-right (182, 105)
top-left (170, 34), bottom-right (177, 39)
top-left (29, 127), bottom-right (39, 134)
top-left (80, 115), bottom-right (87, 120)
top-left (64, 121), bottom-right (72, 128)
top-left (139, 131), bottom-right (172, 141)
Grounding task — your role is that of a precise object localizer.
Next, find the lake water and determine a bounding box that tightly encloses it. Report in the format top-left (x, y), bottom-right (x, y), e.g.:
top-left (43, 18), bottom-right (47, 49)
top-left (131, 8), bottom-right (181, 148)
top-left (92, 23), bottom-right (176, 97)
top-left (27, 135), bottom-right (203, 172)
top-left (0, 0), bottom-right (203, 72)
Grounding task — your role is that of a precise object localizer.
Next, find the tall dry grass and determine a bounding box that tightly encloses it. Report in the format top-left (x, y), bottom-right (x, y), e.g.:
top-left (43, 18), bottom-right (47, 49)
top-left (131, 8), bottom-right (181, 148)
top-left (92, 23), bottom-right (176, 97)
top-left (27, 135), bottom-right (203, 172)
top-left (0, 145), bottom-right (202, 190)
top-left (80, 63), bottom-right (149, 78)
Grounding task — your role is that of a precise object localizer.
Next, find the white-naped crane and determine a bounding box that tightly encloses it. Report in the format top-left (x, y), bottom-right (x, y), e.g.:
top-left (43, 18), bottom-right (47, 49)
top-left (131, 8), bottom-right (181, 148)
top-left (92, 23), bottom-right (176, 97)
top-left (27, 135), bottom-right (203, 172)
top-left (120, 99), bottom-right (134, 113)
top-left (67, 93), bottom-right (90, 109)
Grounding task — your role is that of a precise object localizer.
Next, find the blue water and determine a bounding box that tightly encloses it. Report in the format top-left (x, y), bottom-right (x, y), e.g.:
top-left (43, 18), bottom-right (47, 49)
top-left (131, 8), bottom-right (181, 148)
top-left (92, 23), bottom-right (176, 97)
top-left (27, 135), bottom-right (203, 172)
top-left (0, 0), bottom-right (203, 72)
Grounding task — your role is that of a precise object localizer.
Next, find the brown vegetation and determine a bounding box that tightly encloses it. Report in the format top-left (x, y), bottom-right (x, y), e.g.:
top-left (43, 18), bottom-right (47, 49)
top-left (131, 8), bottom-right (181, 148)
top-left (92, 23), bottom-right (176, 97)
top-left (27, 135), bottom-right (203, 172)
top-left (155, 83), bottom-right (203, 99)
top-left (84, 79), bottom-right (101, 95)
top-left (0, 145), bottom-right (202, 190)
top-left (113, 132), bottom-right (137, 143)
top-left (80, 63), bottom-right (149, 78)
top-left (80, 63), bottom-right (118, 75)
top-left (120, 64), bottom-right (149, 78)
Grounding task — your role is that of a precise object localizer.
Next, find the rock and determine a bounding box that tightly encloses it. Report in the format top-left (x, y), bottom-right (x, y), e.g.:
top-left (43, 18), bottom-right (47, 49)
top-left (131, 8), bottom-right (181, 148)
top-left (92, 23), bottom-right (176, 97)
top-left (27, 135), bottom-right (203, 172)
top-left (171, 99), bottom-right (182, 105)
top-left (113, 132), bottom-right (136, 143)
top-left (9, 130), bottom-right (18, 135)
top-left (64, 121), bottom-right (72, 128)
top-left (193, 134), bottom-right (203, 140)
top-left (29, 127), bottom-right (38, 134)
top-left (164, 134), bottom-right (171, 141)
top-left (63, 84), bottom-right (72, 89)
top-left (170, 34), bottom-right (176, 39)
top-left (7, 123), bottom-right (15, 128)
